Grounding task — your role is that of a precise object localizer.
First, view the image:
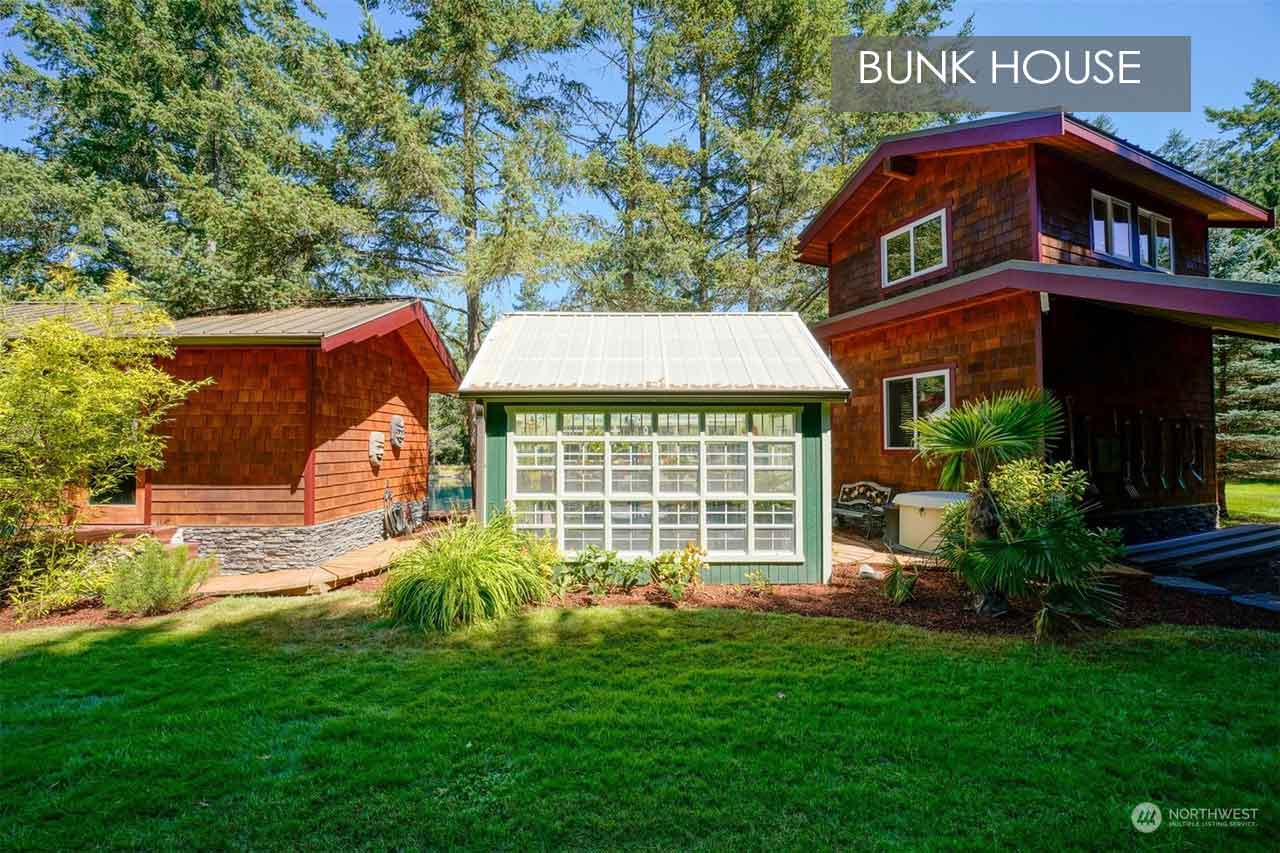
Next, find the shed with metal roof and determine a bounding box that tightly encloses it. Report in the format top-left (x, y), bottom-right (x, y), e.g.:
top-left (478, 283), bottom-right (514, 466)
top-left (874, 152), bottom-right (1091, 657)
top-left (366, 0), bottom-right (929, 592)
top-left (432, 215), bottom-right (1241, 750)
top-left (461, 312), bottom-right (850, 585)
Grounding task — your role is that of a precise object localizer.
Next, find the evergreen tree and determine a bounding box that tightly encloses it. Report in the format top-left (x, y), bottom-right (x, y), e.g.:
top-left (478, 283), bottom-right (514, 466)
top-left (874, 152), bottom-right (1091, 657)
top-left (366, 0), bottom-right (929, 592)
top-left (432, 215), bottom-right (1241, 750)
top-left (1159, 81), bottom-right (1280, 510)
top-left (0, 0), bottom-right (427, 314)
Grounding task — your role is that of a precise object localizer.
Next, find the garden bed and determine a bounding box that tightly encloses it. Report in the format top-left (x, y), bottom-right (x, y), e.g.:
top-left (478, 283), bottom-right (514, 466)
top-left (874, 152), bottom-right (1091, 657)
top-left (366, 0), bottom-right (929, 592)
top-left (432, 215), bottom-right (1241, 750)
top-left (363, 564), bottom-right (1280, 636)
top-left (9, 563), bottom-right (1278, 636)
top-left (0, 595), bottom-right (217, 634)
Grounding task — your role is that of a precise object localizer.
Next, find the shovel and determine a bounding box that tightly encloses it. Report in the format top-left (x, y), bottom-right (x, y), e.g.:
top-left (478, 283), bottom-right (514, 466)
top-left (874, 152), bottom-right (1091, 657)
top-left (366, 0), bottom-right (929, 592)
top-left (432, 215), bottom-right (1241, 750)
top-left (1122, 418), bottom-right (1140, 498)
top-left (1173, 421), bottom-right (1187, 491)
top-left (1156, 416), bottom-right (1169, 490)
top-left (1065, 395), bottom-right (1077, 465)
top-left (1137, 411), bottom-right (1150, 489)
top-left (1188, 418), bottom-right (1204, 484)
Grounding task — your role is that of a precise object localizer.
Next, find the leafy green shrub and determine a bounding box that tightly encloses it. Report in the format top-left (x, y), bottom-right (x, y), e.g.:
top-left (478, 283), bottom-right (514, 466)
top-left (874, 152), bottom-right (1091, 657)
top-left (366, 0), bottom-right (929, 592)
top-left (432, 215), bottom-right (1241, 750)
top-left (102, 538), bottom-right (216, 615)
top-left (935, 458), bottom-right (1122, 640)
top-left (743, 569), bottom-right (773, 597)
top-left (521, 532), bottom-right (562, 581)
top-left (379, 513), bottom-right (550, 633)
top-left (567, 545), bottom-right (619, 596)
top-left (879, 557), bottom-right (917, 605)
top-left (6, 540), bottom-right (114, 620)
top-left (614, 557), bottom-right (648, 593)
top-left (650, 543), bottom-right (706, 603)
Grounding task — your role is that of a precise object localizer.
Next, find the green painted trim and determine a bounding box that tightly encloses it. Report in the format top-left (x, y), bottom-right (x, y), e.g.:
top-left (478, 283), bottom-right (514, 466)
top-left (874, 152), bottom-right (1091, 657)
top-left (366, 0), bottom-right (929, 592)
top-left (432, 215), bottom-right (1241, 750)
top-left (483, 403), bottom-right (508, 523)
top-left (800, 402), bottom-right (822, 583)
top-left (475, 399), bottom-right (828, 585)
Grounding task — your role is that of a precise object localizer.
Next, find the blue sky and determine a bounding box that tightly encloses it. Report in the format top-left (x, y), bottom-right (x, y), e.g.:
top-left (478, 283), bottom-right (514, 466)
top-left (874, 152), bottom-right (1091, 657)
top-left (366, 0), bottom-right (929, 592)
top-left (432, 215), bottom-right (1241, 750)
top-left (3, 0), bottom-right (1276, 151)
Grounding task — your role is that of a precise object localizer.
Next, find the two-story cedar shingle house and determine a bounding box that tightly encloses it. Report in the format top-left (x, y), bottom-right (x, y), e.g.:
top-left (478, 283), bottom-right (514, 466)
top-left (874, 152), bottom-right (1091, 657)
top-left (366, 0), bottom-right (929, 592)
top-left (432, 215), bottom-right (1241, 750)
top-left (797, 110), bottom-right (1279, 543)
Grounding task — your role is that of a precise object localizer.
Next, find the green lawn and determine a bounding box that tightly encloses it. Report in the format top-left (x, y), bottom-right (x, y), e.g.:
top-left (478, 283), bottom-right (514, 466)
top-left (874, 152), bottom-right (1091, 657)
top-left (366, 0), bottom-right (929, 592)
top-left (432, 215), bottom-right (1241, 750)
top-left (2, 595), bottom-right (1277, 850)
top-left (1226, 480), bottom-right (1280, 523)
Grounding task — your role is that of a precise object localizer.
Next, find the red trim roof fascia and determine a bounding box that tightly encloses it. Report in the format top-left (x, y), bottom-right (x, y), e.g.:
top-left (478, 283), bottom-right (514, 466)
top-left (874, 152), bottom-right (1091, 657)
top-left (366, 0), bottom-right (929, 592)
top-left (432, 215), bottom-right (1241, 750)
top-left (797, 113), bottom-right (1064, 254)
top-left (320, 301), bottom-right (462, 385)
top-left (1062, 119), bottom-right (1273, 227)
top-left (812, 266), bottom-right (1280, 341)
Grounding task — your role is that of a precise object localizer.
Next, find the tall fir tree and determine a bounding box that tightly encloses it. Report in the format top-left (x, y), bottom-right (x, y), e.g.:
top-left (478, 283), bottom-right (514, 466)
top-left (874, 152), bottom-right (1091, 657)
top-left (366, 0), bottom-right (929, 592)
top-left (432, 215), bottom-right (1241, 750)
top-left (393, 0), bottom-right (579, 467)
top-left (0, 0), bottom-right (435, 314)
top-left (1158, 80), bottom-right (1280, 510)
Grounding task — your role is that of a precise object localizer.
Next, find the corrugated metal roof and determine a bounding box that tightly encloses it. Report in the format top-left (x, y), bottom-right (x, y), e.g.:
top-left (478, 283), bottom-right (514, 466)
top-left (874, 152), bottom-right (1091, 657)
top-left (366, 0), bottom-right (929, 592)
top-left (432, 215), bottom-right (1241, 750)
top-left (459, 312), bottom-right (850, 400)
top-left (169, 300), bottom-right (414, 342)
top-left (0, 301), bottom-right (158, 336)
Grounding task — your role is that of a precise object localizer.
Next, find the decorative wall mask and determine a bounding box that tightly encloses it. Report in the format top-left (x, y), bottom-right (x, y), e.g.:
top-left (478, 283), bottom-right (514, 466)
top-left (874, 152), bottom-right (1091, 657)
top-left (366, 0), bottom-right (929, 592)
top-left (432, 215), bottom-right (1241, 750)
top-left (389, 415), bottom-right (406, 449)
top-left (369, 431), bottom-right (386, 466)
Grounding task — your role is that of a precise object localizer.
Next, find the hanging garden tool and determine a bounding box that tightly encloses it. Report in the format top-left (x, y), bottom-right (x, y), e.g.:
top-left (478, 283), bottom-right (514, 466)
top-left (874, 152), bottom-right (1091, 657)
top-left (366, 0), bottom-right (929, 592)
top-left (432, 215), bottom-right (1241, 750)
top-left (1173, 420), bottom-right (1187, 491)
top-left (1188, 417), bottom-right (1204, 484)
top-left (1137, 410), bottom-right (1150, 489)
top-left (1065, 395), bottom-right (1077, 465)
top-left (1156, 416), bottom-right (1169, 490)
top-left (1122, 418), bottom-right (1140, 498)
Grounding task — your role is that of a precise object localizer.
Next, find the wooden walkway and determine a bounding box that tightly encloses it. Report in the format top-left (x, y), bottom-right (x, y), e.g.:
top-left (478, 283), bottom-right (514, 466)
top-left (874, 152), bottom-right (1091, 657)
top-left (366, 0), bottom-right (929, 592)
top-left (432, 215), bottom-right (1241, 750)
top-left (198, 534), bottom-right (422, 597)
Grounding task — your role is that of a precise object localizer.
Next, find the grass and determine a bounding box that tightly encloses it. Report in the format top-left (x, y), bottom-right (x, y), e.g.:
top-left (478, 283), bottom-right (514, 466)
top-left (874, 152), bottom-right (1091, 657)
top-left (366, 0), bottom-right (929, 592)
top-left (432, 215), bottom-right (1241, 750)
top-left (1, 595), bottom-right (1277, 850)
top-left (1225, 480), bottom-right (1280, 523)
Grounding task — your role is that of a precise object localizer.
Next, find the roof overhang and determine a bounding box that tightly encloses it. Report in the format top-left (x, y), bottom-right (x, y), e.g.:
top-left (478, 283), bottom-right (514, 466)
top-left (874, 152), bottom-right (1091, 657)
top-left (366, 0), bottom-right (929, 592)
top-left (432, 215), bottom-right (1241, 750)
top-left (175, 301), bottom-right (461, 392)
top-left (811, 260), bottom-right (1280, 342)
top-left (459, 390), bottom-right (852, 403)
top-left (796, 110), bottom-right (1274, 265)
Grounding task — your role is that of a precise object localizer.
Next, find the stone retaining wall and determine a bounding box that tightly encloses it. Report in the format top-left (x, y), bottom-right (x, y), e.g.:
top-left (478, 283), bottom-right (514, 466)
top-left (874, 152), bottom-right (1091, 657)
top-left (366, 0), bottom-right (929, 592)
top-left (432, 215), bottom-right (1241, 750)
top-left (179, 500), bottom-right (429, 574)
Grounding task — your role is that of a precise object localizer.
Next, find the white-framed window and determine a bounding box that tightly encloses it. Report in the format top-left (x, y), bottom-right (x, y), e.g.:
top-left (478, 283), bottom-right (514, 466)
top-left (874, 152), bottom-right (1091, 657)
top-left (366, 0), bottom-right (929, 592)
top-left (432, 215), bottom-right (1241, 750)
top-left (507, 409), bottom-right (803, 562)
top-left (884, 370), bottom-right (951, 450)
top-left (881, 209), bottom-right (947, 287)
top-left (1137, 208), bottom-right (1174, 273)
top-left (1090, 190), bottom-right (1133, 260)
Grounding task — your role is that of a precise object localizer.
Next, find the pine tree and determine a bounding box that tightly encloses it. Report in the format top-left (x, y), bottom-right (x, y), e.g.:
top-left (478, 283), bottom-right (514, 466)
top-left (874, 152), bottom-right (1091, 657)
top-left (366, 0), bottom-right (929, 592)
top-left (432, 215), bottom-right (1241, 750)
top-left (0, 0), bottom-right (420, 314)
top-left (394, 0), bottom-right (579, 468)
top-left (1159, 81), bottom-right (1280, 511)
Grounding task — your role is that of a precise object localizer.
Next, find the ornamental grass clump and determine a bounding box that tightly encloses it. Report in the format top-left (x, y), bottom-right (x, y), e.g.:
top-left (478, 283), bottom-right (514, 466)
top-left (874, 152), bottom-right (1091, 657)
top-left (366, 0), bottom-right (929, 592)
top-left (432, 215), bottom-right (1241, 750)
top-left (379, 513), bottom-right (551, 633)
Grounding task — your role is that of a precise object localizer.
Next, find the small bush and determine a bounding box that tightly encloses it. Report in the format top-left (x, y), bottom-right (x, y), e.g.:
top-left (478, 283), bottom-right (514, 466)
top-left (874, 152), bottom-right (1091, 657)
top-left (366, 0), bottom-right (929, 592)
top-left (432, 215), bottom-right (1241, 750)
top-left (102, 538), bottom-right (216, 615)
top-left (521, 533), bottom-right (562, 581)
top-left (880, 558), bottom-right (917, 605)
top-left (650, 543), bottom-right (706, 603)
top-left (743, 569), bottom-right (773, 597)
top-left (6, 540), bottom-right (114, 620)
top-left (614, 557), bottom-right (648, 593)
top-left (379, 513), bottom-right (550, 633)
top-left (935, 458), bottom-right (1122, 640)
top-left (567, 545), bottom-right (619, 596)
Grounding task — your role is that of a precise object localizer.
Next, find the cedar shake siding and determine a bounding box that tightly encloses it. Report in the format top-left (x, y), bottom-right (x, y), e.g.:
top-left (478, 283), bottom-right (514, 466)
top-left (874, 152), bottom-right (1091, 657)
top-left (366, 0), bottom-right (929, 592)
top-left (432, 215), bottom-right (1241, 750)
top-left (828, 147), bottom-right (1034, 316)
top-left (827, 292), bottom-right (1041, 494)
top-left (152, 348), bottom-right (309, 526)
top-left (1035, 145), bottom-right (1210, 276)
top-left (313, 331), bottom-right (429, 524)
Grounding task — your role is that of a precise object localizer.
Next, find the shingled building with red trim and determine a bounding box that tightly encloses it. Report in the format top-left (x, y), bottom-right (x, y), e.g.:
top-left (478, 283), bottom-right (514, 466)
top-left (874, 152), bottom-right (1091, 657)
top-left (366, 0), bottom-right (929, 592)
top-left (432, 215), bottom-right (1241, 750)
top-left (797, 109), bottom-right (1279, 542)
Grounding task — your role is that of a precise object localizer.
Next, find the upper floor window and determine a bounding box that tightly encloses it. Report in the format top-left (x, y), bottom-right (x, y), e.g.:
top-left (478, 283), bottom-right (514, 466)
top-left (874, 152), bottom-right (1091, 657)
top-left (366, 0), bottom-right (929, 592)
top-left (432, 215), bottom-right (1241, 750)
top-left (1091, 190), bottom-right (1132, 260)
top-left (1137, 208), bottom-right (1174, 273)
top-left (883, 370), bottom-right (950, 450)
top-left (881, 209), bottom-right (947, 287)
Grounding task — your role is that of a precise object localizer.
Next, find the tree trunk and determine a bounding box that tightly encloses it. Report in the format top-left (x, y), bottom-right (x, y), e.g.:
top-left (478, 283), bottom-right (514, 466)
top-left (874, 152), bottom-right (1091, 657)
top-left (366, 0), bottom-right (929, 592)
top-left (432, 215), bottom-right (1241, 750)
top-left (620, 0), bottom-right (637, 302)
top-left (696, 57), bottom-right (711, 309)
top-left (462, 91), bottom-right (481, 509)
top-left (968, 481), bottom-right (1009, 617)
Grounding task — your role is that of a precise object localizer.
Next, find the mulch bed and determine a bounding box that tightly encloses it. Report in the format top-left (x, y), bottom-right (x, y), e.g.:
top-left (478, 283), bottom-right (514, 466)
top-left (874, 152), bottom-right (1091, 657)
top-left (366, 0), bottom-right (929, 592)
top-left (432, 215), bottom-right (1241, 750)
top-left (4, 566), bottom-right (1277, 637)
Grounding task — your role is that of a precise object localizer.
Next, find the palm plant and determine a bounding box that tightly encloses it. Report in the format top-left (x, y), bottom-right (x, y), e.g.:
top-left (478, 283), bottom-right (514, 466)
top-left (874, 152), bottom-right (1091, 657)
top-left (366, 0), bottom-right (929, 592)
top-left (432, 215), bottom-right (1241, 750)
top-left (909, 391), bottom-right (1064, 615)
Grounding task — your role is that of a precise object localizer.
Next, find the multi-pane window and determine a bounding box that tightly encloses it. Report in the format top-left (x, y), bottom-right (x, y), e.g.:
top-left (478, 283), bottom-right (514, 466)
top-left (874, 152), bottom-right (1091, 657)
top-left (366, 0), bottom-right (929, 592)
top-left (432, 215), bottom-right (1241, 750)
top-left (884, 370), bottom-right (950, 450)
top-left (562, 441), bottom-right (604, 493)
top-left (881, 209), bottom-right (947, 287)
top-left (1091, 190), bottom-right (1133, 260)
top-left (508, 410), bottom-right (803, 560)
top-left (1137, 209), bottom-right (1174, 273)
